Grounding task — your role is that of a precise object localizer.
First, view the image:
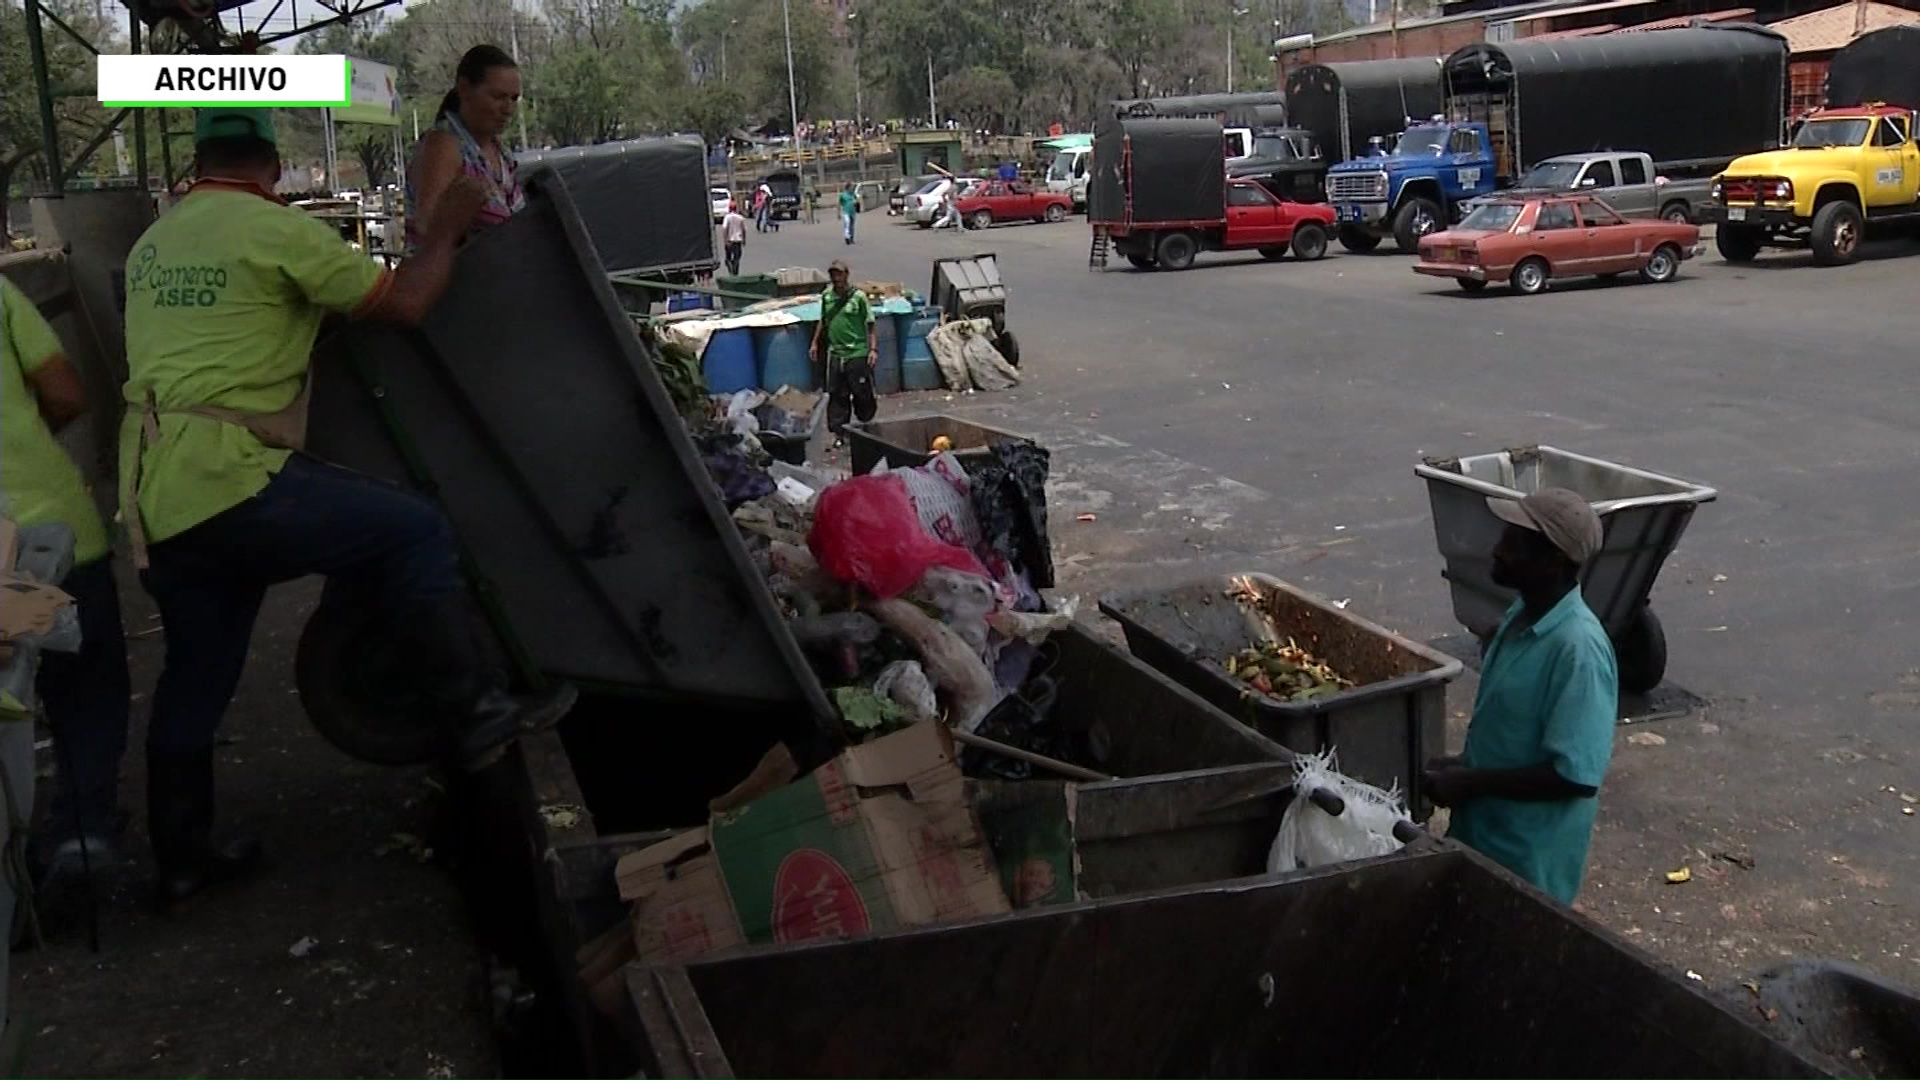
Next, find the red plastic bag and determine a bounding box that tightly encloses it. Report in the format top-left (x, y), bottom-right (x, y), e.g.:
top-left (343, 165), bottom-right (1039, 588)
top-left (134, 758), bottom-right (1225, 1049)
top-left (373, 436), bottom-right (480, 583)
top-left (808, 474), bottom-right (987, 599)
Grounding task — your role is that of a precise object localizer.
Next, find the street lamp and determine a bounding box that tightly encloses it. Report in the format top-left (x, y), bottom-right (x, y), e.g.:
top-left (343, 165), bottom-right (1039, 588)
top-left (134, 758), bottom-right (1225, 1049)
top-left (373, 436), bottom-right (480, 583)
top-left (721, 17), bottom-right (739, 83)
top-left (848, 10), bottom-right (863, 134)
top-left (781, 0), bottom-right (801, 146)
top-left (1227, 5), bottom-right (1249, 93)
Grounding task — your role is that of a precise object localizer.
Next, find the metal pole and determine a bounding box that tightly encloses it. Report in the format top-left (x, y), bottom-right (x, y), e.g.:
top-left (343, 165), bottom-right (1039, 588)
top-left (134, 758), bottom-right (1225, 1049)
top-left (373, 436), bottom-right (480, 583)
top-left (1227, 19), bottom-right (1234, 93)
top-left (323, 108), bottom-right (338, 191)
top-left (781, 0), bottom-right (801, 149)
top-left (157, 106), bottom-right (175, 187)
top-left (508, 10), bottom-right (530, 150)
top-left (850, 12), bottom-right (862, 134)
top-left (23, 0), bottom-right (65, 192)
top-left (129, 0), bottom-right (148, 190)
top-left (927, 52), bottom-right (936, 126)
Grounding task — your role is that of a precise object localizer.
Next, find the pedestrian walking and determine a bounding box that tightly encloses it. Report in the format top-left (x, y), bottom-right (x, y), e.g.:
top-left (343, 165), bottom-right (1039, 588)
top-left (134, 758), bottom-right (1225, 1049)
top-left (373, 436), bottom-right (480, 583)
top-left (811, 259), bottom-right (877, 445)
top-left (839, 183), bottom-right (858, 245)
top-left (753, 183), bottom-right (771, 233)
top-left (721, 201), bottom-right (747, 276)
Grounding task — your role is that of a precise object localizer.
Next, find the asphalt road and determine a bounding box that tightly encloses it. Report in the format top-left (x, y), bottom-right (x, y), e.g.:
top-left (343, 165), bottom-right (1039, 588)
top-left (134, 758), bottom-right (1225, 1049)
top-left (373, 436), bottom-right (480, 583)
top-left (770, 208), bottom-right (1920, 989)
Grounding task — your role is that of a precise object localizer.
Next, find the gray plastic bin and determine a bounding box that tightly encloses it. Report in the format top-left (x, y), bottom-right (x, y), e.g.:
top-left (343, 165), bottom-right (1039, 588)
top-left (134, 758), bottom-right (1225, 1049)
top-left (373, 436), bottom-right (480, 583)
top-left (1100, 573), bottom-right (1461, 814)
top-left (1414, 444), bottom-right (1717, 694)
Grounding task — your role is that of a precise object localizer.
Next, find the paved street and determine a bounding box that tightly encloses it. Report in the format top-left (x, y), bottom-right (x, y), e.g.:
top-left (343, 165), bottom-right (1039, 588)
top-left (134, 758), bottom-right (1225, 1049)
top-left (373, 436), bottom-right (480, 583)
top-left (766, 207), bottom-right (1920, 985)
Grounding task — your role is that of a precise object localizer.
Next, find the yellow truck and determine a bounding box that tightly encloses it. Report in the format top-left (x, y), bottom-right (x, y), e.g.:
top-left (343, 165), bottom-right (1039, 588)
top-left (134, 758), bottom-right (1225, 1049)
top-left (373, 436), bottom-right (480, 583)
top-left (1702, 104), bottom-right (1920, 265)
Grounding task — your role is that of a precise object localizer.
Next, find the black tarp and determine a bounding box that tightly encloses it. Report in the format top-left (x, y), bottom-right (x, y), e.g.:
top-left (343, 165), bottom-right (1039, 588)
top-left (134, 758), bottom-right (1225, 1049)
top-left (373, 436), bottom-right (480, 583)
top-left (1109, 92), bottom-right (1289, 120)
top-left (515, 135), bottom-right (715, 276)
top-left (1827, 26), bottom-right (1920, 110)
top-left (1285, 58), bottom-right (1447, 161)
top-left (1443, 24), bottom-right (1787, 169)
top-left (1089, 117), bottom-right (1226, 226)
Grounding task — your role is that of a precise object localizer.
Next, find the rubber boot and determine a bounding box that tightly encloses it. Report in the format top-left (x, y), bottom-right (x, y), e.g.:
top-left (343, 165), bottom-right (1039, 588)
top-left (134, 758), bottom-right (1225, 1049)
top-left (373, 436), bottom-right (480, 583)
top-left (401, 599), bottom-right (580, 773)
top-left (147, 747), bottom-right (262, 913)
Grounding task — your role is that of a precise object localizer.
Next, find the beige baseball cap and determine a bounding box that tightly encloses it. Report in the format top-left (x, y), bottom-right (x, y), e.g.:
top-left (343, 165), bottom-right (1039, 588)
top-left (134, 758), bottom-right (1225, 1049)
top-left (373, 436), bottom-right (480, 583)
top-left (1487, 487), bottom-right (1604, 564)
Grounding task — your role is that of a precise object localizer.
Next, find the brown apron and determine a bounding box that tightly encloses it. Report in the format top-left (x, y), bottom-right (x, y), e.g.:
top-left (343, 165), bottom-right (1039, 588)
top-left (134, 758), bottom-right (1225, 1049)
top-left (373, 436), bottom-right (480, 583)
top-left (120, 379), bottom-right (311, 569)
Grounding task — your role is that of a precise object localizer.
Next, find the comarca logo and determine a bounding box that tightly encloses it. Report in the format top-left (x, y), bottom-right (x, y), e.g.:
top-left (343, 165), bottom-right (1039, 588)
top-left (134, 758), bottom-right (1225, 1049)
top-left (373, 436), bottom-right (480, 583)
top-left (98, 55), bottom-right (350, 107)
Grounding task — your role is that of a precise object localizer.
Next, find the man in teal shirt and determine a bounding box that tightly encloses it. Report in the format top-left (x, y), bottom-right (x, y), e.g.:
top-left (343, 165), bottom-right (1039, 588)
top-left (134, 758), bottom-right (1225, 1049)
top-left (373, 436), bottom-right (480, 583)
top-left (838, 183), bottom-right (859, 245)
top-left (1425, 487), bottom-right (1618, 905)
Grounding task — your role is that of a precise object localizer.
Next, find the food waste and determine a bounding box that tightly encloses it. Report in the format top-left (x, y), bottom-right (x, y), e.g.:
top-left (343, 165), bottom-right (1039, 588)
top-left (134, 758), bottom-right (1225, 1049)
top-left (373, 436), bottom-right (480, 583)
top-left (1224, 639), bottom-right (1354, 703)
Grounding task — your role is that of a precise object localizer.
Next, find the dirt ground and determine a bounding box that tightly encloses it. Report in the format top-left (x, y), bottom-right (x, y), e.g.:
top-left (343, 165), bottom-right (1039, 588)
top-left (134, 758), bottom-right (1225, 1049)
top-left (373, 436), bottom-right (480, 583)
top-left (16, 574), bottom-right (498, 1079)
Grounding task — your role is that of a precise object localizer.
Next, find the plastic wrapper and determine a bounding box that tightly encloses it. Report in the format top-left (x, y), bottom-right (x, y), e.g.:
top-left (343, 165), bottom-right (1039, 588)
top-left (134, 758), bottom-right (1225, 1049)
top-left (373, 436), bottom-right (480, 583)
top-left (872, 660), bottom-right (939, 723)
top-left (808, 473), bottom-right (988, 599)
top-left (866, 597), bottom-right (998, 733)
top-left (1267, 750), bottom-right (1407, 873)
top-left (787, 611), bottom-right (881, 649)
top-left (989, 596), bottom-right (1080, 644)
top-left (927, 318), bottom-right (1021, 392)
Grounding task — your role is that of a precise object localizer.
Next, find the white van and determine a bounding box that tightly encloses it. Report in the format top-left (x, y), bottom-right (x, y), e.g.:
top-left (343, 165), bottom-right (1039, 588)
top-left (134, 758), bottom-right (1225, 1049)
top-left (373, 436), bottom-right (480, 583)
top-left (1045, 146), bottom-right (1092, 211)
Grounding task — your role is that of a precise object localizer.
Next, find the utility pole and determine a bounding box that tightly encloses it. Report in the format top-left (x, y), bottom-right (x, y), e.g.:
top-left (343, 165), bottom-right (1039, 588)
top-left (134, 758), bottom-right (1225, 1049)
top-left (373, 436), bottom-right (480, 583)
top-left (782, 0), bottom-right (801, 146)
top-left (508, 8), bottom-right (531, 150)
top-left (927, 53), bottom-right (937, 126)
top-left (849, 10), bottom-right (863, 134)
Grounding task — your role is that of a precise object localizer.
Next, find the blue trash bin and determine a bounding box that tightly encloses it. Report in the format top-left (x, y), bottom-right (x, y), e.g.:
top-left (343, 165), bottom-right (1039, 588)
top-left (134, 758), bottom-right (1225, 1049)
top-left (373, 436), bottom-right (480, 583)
top-left (702, 328), bottom-right (758, 394)
top-left (873, 314), bottom-right (903, 396)
top-left (756, 323), bottom-right (815, 391)
top-left (900, 311), bottom-right (943, 392)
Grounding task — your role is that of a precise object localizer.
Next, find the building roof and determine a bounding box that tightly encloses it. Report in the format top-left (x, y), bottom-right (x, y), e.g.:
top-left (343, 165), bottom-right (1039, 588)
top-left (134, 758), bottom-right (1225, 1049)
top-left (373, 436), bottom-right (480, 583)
top-left (1767, 1), bottom-right (1920, 53)
top-left (1615, 7), bottom-right (1755, 29)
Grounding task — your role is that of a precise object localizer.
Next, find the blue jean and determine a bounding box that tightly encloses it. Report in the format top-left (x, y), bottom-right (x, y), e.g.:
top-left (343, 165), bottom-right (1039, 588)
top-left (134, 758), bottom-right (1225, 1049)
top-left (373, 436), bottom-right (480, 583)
top-left (139, 454), bottom-right (462, 753)
top-left (37, 556), bottom-right (132, 840)
top-left (842, 211), bottom-right (856, 243)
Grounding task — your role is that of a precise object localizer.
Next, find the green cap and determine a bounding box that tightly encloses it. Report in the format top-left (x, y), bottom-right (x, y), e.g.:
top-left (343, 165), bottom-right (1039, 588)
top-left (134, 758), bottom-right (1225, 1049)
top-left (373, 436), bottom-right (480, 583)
top-left (194, 107), bottom-right (277, 147)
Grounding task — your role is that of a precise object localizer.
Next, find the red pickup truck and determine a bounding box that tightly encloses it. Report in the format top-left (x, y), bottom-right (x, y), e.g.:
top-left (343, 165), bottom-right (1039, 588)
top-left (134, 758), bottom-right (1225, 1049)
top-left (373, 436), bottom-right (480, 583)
top-left (953, 180), bottom-right (1074, 229)
top-left (1110, 178), bottom-right (1335, 270)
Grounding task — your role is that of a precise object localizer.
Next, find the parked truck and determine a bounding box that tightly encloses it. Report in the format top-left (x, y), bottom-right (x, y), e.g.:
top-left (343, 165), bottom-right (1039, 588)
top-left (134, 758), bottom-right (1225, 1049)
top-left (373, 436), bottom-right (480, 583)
top-left (1285, 58), bottom-right (1447, 167)
top-left (1465, 151), bottom-right (1714, 222)
top-left (1089, 116), bottom-right (1337, 271)
top-left (1702, 26), bottom-right (1920, 265)
top-left (1324, 25), bottom-right (1788, 253)
top-left (1226, 127), bottom-right (1331, 203)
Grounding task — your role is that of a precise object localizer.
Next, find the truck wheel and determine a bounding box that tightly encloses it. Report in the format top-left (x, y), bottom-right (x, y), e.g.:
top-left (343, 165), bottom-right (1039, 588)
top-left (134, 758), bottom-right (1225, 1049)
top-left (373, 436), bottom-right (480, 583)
top-left (1338, 227), bottom-right (1381, 254)
top-left (969, 209), bottom-right (994, 230)
top-left (1155, 230), bottom-right (1198, 271)
top-left (1660, 201), bottom-right (1692, 224)
top-left (1616, 608), bottom-right (1668, 695)
top-left (1043, 203), bottom-right (1067, 223)
top-left (1124, 253), bottom-right (1156, 270)
top-left (1810, 201), bottom-right (1863, 266)
top-left (1641, 243), bottom-right (1682, 283)
top-left (1509, 256), bottom-right (1550, 296)
top-left (1290, 223), bottom-right (1329, 261)
top-left (1392, 197), bottom-right (1442, 253)
top-left (1715, 224), bottom-right (1761, 262)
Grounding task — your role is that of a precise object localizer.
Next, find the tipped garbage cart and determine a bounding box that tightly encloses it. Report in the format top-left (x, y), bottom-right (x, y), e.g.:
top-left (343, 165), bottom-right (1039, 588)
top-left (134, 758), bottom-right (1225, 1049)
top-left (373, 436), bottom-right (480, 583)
top-left (1415, 444), bottom-right (1717, 694)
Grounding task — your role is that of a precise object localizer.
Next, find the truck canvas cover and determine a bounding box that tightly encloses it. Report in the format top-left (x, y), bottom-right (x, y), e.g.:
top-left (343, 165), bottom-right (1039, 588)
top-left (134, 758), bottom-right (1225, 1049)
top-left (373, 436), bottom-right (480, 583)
top-left (516, 135), bottom-right (716, 276)
top-left (1285, 58), bottom-right (1446, 161)
top-left (1090, 117), bottom-right (1226, 226)
top-left (1442, 24), bottom-right (1787, 169)
top-left (1826, 25), bottom-right (1920, 110)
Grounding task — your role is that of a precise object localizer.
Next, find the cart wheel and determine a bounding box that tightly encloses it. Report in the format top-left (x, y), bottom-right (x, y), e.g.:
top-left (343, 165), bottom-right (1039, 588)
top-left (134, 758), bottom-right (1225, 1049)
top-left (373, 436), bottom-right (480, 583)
top-left (997, 329), bottom-right (1021, 368)
top-left (296, 594), bottom-right (503, 765)
top-left (1616, 608), bottom-right (1668, 695)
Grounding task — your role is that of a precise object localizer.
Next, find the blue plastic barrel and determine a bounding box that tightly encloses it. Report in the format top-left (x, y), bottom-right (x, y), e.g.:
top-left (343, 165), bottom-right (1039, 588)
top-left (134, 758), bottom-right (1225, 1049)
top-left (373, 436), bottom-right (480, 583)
top-left (702, 328), bottom-right (758, 394)
top-left (668, 291), bottom-right (711, 313)
top-left (900, 312), bottom-right (943, 392)
top-left (872, 313), bottom-right (903, 396)
top-left (755, 323), bottom-right (814, 391)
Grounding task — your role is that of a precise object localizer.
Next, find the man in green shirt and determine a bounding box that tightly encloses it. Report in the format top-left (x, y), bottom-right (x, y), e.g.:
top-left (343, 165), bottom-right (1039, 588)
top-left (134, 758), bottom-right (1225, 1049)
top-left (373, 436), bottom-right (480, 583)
top-left (1424, 488), bottom-right (1618, 905)
top-left (810, 259), bottom-right (877, 445)
top-left (121, 108), bottom-right (576, 911)
top-left (1, 276), bottom-right (132, 884)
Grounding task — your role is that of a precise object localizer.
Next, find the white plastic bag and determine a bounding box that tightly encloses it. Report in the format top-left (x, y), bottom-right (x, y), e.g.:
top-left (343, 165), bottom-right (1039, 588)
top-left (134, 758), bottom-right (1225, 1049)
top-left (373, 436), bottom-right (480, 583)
top-left (873, 660), bottom-right (939, 722)
top-left (1266, 750), bottom-right (1407, 873)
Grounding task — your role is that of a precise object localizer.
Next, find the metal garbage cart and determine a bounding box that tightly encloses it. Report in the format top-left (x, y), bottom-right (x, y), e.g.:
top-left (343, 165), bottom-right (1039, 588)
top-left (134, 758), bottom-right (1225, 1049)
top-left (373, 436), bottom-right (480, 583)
top-left (626, 843), bottom-right (1834, 1079)
top-left (1100, 573), bottom-right (1461, 815)
top-left (1414, 444), bottom-right (1718, 694)
top-left (302, 176), bottom-right (837, 765)
top-left (503, 622), bottom-right (1298, 1075)
top-left (843, 412), bottom-right (1031, 475)
top-left (930, 252), bottom-right (1019, 366)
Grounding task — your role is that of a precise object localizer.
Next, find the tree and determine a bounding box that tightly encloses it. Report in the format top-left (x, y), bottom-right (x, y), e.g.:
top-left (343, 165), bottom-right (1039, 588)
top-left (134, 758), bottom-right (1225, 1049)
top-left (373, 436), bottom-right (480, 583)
top-left (538, 44), bottom-right (622, 145)
top-left (725, 0), bottom-right (835, 126)
top-left (1, 0), bottom-right (120, 208)
top-left (1104, 0), bottom-right (1181, 99)
top-left (682, 80), bottom-right (749, 147)
top-left (938, 66), bottom-right (1018, 134)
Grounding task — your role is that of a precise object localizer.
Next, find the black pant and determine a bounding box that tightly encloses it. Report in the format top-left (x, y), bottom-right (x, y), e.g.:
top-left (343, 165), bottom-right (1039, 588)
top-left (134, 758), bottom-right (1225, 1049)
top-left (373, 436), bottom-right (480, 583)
top-left (826, 354), bottom-right (877, 434)
top-left (139, 454), bottom-right (463, 754)
top-left (724, 240), bottom-right (743, 276)
top-left (37, 556), bottom-right (132, 841)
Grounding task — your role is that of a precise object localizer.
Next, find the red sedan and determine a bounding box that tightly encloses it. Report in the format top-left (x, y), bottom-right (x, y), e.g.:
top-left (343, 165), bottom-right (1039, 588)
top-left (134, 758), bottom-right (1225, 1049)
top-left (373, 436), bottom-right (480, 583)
top-left (1415, 194), bottom-right (1703, 295)
top-left (953, 180), bottom-right (1074, 229)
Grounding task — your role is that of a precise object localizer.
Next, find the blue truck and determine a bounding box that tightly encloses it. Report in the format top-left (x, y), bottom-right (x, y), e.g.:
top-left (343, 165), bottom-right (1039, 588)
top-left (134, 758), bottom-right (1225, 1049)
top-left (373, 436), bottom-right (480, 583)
top-left (1320, 26), bottom-right (1790, 254)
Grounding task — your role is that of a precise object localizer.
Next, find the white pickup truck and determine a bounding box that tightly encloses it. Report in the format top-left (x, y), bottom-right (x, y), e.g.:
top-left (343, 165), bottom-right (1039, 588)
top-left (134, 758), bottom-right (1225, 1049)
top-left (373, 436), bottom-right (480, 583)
top-left (1471, 151), bottom-right (1714, 223)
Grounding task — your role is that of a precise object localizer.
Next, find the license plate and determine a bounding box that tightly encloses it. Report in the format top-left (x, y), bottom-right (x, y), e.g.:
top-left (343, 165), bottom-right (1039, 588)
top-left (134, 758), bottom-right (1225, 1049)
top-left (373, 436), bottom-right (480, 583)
top-left (1727, 207), bottom-right (1746, 222)
top-left (1434, 246), bottom-right (1454, 262)
top-left (1338, 206), bottom-right (1361, 223)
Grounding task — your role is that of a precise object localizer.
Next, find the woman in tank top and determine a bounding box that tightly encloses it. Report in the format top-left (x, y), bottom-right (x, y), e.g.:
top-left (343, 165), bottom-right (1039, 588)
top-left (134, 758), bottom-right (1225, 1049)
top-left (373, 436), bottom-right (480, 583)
top-left (405, 44), bottom-right (525, 253)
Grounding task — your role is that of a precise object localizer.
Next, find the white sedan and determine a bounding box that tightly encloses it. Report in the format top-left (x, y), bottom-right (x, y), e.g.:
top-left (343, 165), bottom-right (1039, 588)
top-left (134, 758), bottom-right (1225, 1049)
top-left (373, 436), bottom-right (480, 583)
top-left (710, 186), bottom-right (732, 222)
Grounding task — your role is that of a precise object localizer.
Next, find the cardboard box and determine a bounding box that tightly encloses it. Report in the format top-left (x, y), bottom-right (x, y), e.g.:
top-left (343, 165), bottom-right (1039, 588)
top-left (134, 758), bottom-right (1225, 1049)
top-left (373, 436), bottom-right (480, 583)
top-left (618, 722), bottom-right (1010, 965)
top-left (972, 779), bottom-right (1080, 908)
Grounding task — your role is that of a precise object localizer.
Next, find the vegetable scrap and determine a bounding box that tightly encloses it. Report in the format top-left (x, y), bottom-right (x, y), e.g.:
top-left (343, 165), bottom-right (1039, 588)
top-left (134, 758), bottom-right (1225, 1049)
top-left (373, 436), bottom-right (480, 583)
top-left (1223, 639), bottom-right (1354, 703)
